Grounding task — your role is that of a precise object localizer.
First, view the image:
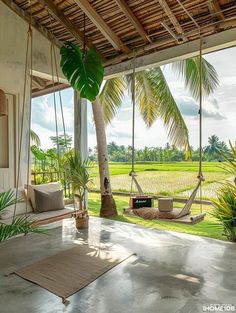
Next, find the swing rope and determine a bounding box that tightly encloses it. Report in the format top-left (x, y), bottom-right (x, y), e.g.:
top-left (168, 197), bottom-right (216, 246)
top-left (25, 20), bottom-right (33, 222)
top-left (52, 44), bottom-right (68, 153)
top-left (129, 53), bottom-right (144, 197)
top-left (13, 9), bottom-right (33, 222)
top-left (50, 43), bottom-right (61, 181)
top-left (198, 35), bottom-right (204, 213)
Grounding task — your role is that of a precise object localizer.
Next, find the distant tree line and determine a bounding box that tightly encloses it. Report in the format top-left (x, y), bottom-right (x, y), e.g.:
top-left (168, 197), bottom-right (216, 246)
top-left (89, 135), bottom-right (232, 163)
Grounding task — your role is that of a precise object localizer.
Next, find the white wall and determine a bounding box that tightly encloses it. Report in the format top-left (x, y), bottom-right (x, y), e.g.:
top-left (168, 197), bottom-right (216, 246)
top-left (0, 1), bottom-right (64, 189)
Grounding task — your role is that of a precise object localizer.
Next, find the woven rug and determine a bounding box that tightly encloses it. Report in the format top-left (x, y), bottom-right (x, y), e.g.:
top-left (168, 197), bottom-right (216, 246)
top-left (15, 245), bottom-right (133, 299)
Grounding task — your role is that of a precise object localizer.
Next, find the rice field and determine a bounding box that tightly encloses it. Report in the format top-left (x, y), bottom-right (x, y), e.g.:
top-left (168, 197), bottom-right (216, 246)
top-left (88, 161), bottom-right (231, 240)
top-left (90, 162), bottom-right (230, 199)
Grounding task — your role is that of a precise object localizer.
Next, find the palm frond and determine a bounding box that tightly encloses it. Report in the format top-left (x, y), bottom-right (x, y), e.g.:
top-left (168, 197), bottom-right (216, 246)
top-left (0, 189), bottom-right (18, 213)
top-left (133, 69), bottom-right (190, 150)
top-left (128, 71), bottom-right (159, 128)
top-left (99, 77), bottom-right (126, 124)
top-left (30, 130), bottom-right (41, 147)
top-left (65, 151), bottom-right (93, 193)
top-left (172, 57), bottom-right (219, 100)
top-left (211, 182), bottom-right (236, 241)
top-left (0, 216), bottom-right (46, 242)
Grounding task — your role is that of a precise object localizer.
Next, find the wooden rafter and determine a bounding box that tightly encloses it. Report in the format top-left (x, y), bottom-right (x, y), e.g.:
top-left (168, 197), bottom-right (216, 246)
top-left (0, 0), bottom-right (62, 48)
top-left (158, 0), bottom-right (186, 39)
top-left (74, 0), bottom-right (130, 53)
top-left (114, 0), bottom-right (151, 43)
top-left (208, 0), bottom-right (224, 20)
top-left (37, 0), bottom-right (93, 48)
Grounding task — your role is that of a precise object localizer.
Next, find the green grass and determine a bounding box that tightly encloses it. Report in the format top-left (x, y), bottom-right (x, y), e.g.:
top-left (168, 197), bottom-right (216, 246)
top-left (88, 193), bottom-right (225, 241)
top-left (91, 161), bottom-right (226, 176)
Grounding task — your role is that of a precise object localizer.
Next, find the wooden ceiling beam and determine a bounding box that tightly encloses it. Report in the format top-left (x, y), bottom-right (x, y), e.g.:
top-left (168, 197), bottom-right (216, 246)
top-left (158, 0), bottom-right (186, 40)
top-left (208, 0), bottom-right (224, 20)
top-left (0, 0), bottom-right (62, 48)
top-left (114, 0), bottom-right (151, 43)
top-left (74, 0), bottom-right (130, 53)
top-left (38, 0), bottom-right (93, 48)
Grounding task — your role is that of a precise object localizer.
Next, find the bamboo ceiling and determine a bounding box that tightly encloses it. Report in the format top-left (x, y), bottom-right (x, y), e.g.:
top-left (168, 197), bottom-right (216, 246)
top-left (4, 0), bottom-right (236, 67)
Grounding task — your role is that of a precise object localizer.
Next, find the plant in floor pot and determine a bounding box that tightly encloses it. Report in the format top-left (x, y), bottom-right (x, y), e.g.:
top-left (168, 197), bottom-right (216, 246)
top-left (65, 151), bottom-right (93, 229)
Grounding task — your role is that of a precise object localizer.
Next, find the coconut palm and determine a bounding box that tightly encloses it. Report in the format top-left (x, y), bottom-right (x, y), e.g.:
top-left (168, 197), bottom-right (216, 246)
top-left (60, 43), bottom-right (219, 217)
top-left (204, 135), bottom-right (223, 161)
top-left (100, 57), bottom-right (219, 151)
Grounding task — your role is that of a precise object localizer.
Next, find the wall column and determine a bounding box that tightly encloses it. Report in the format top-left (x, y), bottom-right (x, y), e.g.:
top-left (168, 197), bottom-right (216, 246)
top-left (74, 91), bottom-right (88, 159)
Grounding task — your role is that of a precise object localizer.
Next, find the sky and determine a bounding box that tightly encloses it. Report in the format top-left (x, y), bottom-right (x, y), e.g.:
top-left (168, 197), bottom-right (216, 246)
top-left (31, 46), bottom-right (236, 150)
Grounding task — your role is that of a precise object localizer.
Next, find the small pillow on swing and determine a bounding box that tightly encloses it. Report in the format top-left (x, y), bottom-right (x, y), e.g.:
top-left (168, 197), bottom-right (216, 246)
top-left (27, 182), bottom-right (62, 210)
top-left (34, 189), bottom-right (64, 213)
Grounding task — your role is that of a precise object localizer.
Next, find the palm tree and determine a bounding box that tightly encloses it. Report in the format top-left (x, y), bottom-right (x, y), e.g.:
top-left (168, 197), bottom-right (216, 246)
top-left (100, 58), bottom-right (219, 150)
top-left (204, 135), bottom-right (223, 161)
top-left (60, 43), bottom-right (219, 218)
top-left (30, 129), bottom-right (41, 147)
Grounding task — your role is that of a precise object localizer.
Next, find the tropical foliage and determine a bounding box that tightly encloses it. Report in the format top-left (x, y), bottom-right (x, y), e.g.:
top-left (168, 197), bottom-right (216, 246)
top-left (0, 190), bottom-right (45, 242)
top-left (212, 183), bottom-right (236, 242)
top-left (221, 140), bottom-right (236, 182)
top-left (204, 135), bottom-right (230, 161)
top-left (100, 57), bottom-right (219, 152)
top-left (89, 136), bottom-right (231, 163)
top-left (212, 142), bottom-right (236, 242)
top-left (60, 43), bottom-right (104, 101)
top-left (64, 151), bottom-right (93, 211)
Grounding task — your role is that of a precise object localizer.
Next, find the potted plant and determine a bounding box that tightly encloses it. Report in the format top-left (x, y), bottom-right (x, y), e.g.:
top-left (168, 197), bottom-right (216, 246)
top-left (0, 189), bottom-right (45, 242)
top-left (65, 151), bottom-right (93, 229)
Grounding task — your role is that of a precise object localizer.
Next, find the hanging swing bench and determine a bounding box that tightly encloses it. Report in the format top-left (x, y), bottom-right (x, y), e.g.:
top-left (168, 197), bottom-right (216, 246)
top-left (124, 35), bottom-right (206, 225)
top-left (0, 18), bottom-right (77, 227)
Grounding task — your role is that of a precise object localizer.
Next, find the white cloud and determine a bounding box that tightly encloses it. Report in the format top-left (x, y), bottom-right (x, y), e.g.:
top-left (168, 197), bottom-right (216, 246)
top-left (33, 47), bottom-right (236, 150)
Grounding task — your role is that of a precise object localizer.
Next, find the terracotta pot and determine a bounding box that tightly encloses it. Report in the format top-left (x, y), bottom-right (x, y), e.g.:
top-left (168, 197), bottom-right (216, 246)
top-left (75, 216), bottom-right (89, 230)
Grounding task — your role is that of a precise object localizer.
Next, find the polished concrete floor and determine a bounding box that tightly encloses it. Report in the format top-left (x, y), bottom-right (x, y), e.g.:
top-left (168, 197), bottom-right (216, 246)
top-left (1, 217), bottom-right (236, 313)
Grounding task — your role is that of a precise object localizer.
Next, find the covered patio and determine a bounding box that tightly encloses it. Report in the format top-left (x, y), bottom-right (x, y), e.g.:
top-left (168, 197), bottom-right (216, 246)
top-left (1, 0), bottom-right (236, 312)
top-left (1, 217), bottom-right (236, 313)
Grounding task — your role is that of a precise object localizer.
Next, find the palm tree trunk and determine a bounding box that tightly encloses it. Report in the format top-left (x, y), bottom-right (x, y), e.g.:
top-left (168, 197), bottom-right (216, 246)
top-left (92, 97), bottom-right (117, 217)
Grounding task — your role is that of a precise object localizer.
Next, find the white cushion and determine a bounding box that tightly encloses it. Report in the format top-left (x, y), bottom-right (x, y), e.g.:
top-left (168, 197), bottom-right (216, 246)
top-left (0, 188), bottom-right (33, 220)
top-left (27, 182), bottom-right (62, 210)
top-left (0, 206), bottom-right (74, 225)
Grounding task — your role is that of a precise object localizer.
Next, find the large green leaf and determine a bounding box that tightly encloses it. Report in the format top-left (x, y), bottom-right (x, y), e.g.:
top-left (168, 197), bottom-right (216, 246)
top-left (60, 43), bottom-right (104, 101)
top-left (31, 145), bottom-right (46, 161)
top-left (0, 215), bottom-right (46, 242)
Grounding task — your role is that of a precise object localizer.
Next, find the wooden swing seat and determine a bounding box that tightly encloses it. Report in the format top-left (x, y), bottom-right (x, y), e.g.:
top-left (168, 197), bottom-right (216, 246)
top-left (123, 207), bottom-right (206, 225)
top-left (1, 206), bottom-right (76, 226)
